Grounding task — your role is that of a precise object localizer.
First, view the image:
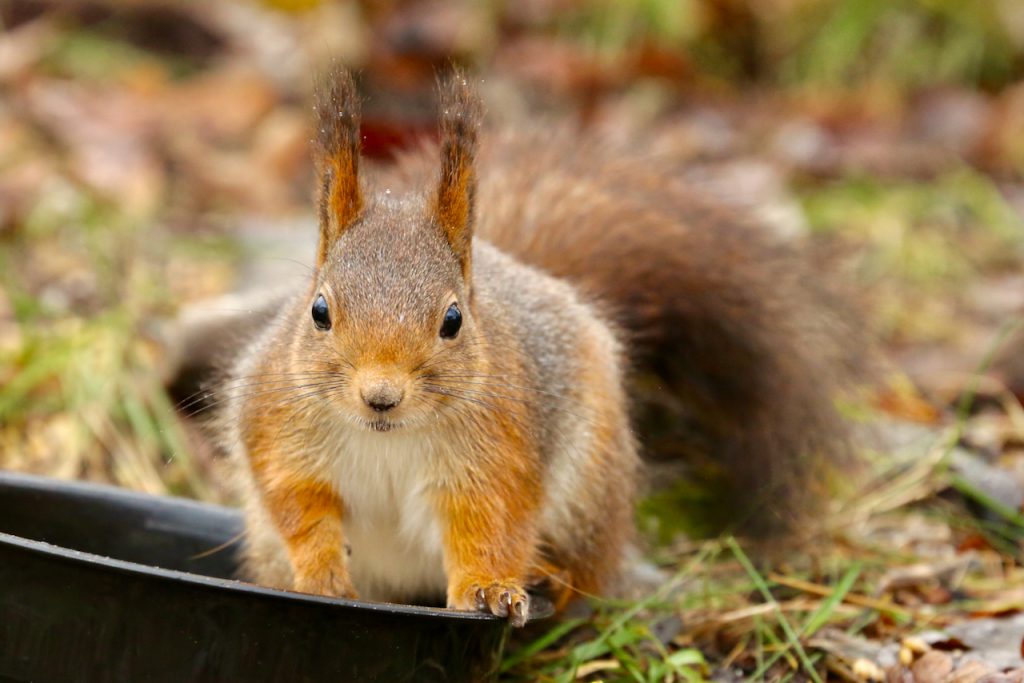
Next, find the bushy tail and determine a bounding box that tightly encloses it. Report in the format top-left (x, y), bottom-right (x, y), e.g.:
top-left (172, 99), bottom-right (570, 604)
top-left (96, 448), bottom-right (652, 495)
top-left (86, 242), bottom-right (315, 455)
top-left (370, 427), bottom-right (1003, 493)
top-left (472, 130), bottom-right (866, 536)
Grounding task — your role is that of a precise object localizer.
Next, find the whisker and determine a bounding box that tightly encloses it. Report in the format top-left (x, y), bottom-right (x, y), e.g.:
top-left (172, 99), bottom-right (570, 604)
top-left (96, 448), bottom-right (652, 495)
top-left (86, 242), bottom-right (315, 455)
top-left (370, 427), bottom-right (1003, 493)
top-left (421, 386), bottom-right (534, 433)
top-left (423, 377), bottom-right (607, 430)
top-left (175, 370), bottom-right (344, 415)
top-left (425, 374), bottom-right (580, 402)
top-left (182, 377), bottom-right (350, 419)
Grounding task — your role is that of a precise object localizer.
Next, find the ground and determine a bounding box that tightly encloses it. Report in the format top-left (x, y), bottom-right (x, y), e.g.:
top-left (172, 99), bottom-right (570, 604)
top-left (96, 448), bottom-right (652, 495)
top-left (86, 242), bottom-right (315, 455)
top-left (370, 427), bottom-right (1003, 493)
top-left (2, 1), bottom-right (1024, 681)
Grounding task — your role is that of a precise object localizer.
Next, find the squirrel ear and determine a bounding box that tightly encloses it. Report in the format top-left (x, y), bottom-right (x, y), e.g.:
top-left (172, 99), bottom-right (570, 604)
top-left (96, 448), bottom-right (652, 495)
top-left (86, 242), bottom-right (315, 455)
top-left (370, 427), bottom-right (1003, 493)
top-left (434, 70), bottom-right (482, 276)
top-left (314, 66), bottom-right (363, 268)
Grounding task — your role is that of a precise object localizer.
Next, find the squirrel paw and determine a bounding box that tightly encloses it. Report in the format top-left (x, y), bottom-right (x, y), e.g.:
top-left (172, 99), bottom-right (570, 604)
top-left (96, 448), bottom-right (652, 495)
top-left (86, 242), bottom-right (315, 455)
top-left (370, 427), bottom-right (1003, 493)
top-left (294, 570), bottom-right (359, 600)
top-left (452, 581), bottom-right (530, 627)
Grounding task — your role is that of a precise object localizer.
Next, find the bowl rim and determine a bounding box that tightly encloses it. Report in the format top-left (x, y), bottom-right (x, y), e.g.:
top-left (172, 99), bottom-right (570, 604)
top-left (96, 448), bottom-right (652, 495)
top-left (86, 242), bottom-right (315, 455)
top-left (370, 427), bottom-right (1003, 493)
top-left (0, 472), bottom-right (499, 623)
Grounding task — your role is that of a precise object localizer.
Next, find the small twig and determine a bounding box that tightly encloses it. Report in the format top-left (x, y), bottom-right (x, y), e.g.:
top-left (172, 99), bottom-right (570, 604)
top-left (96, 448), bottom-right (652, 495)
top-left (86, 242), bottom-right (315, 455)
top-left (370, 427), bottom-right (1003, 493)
top-left (769, 573), bottom-right (912, 621)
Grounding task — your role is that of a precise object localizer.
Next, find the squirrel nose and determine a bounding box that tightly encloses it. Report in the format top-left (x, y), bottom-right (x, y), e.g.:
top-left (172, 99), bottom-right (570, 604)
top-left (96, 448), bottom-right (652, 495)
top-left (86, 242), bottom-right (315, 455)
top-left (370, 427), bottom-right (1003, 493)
top-left (361, 381), bottom-right (404, 413)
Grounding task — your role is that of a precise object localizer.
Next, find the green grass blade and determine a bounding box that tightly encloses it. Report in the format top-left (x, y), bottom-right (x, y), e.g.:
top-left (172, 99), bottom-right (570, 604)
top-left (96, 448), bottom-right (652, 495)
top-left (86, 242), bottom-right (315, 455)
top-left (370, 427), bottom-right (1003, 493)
top-left (500, 620), bottom-right (584, 673)
top-left (802, 562), bottom-right (863, 637)
top-left (727, 538), bottom-right (823, 683)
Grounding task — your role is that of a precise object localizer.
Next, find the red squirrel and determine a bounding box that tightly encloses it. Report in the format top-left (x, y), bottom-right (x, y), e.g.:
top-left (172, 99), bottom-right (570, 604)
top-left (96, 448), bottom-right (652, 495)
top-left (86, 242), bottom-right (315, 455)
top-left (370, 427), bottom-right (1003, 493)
top-left (216, 68), bottom-right (860, 626)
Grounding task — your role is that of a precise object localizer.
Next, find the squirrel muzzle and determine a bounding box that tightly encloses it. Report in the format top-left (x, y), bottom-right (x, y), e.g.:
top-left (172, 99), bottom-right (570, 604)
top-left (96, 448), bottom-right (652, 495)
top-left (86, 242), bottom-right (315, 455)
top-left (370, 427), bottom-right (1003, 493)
top-left (359, 378), bottom-right (405, 413)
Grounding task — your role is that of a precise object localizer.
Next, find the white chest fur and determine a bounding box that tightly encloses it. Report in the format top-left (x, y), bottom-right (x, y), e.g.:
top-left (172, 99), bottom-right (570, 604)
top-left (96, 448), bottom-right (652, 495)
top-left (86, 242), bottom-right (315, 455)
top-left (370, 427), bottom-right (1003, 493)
top-left (324, 426), bottom-right (449, 602)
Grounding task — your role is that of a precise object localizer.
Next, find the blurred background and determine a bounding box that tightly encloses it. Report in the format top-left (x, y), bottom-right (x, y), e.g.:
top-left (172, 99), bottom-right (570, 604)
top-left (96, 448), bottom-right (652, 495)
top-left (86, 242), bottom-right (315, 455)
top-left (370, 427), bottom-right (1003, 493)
top-left (4, 0), bottom-right (1019, 501)
top-left (3, 0), bottom-right (1024, 679)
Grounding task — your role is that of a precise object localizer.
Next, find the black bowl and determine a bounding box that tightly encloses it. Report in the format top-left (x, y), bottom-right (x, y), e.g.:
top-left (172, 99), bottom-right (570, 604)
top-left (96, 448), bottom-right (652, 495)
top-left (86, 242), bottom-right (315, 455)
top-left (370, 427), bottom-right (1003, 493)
top-left (0, 471), bottom-right (509, 683)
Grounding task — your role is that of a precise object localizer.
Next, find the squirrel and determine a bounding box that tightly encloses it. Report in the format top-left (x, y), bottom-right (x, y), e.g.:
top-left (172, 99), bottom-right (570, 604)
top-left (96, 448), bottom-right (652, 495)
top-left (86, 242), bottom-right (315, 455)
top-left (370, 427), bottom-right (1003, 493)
top-left (215, 67), bottom-right (862, 627)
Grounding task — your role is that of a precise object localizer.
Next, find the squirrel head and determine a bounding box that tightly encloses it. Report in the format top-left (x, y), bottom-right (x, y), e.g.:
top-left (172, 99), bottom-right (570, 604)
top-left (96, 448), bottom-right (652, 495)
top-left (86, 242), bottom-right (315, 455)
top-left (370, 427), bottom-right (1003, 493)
top-left (299, 67), bottom-right (486, 432)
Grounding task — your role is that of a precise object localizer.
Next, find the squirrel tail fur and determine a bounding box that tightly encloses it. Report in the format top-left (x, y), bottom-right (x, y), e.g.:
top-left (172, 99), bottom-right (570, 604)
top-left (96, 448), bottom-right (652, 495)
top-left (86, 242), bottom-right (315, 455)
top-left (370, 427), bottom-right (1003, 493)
top-left (446, 130), bottom-right (866, 536)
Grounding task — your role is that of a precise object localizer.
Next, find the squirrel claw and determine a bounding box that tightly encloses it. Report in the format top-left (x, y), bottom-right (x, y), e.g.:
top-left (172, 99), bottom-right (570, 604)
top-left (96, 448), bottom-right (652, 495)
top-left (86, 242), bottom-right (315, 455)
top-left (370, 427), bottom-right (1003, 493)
top-left (474, 587), bottom-right (488, 611)
top-left (456, 581), bottom-right (530, 627)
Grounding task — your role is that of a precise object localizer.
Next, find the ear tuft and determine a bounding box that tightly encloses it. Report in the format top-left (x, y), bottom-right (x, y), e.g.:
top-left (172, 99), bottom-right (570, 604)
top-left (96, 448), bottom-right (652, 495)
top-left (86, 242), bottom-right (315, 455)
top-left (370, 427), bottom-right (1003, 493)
top-left (314, 65), bottom-right (363, 267)
top-left (434, 70), bottom-right (483, 275)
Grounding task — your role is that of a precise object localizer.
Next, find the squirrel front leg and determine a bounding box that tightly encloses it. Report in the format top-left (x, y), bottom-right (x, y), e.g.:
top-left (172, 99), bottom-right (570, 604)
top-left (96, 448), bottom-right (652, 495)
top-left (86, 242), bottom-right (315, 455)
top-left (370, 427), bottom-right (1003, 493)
top-left (438, 438), bottom-right (541, 627)
top-left (248, 446), bottom-right (356, 599)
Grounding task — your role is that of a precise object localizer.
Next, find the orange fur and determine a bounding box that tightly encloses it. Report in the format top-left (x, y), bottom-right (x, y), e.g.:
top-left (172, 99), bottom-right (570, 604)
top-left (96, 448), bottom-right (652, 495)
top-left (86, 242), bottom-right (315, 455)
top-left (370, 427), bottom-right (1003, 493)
top-left (245, 410), bottom-right (355, 598)
top-left (433, 71), bottom-right (482, 276)
top-left (314, 67), bottom-right (363, 267)
top-left (437, 417), bottom-right (540, 620)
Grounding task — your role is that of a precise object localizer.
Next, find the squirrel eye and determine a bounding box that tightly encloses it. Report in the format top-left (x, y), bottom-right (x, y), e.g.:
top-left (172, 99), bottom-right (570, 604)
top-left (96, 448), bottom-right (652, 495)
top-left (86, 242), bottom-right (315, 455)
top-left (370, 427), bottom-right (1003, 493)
top-left (439, 303), bottom-right (462, 339)
top-left (311, 294), bottom-right (331, 331)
